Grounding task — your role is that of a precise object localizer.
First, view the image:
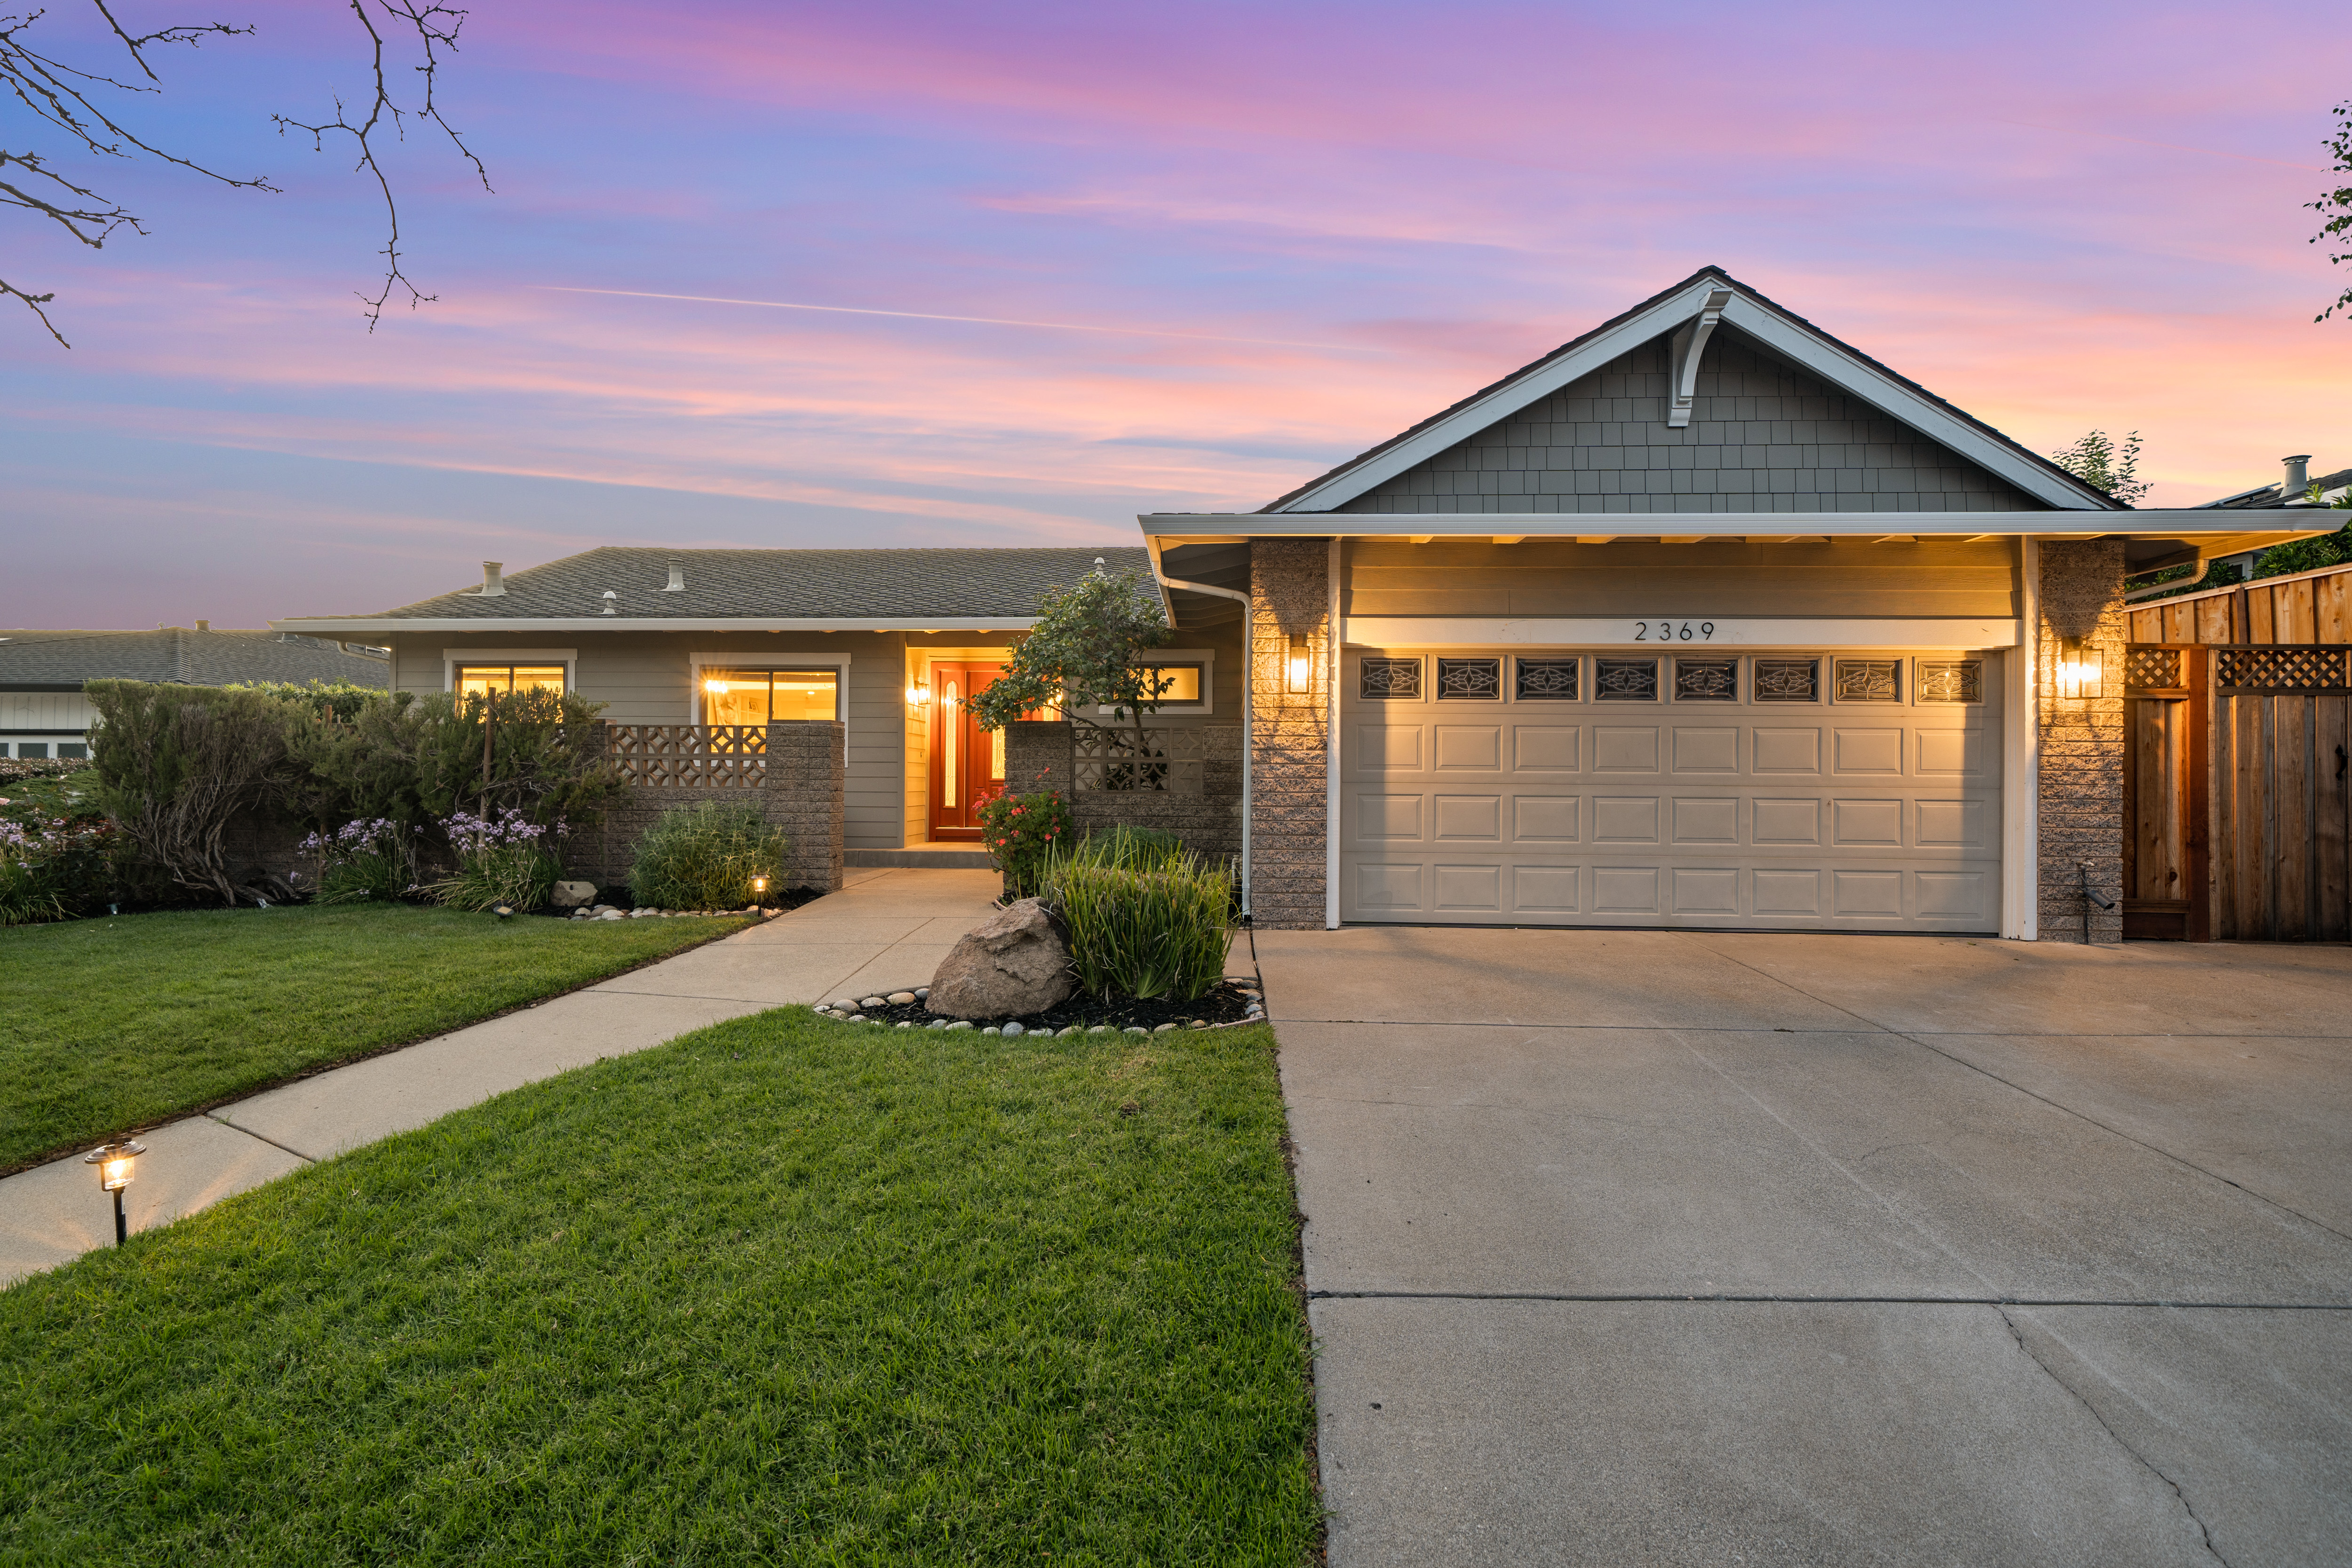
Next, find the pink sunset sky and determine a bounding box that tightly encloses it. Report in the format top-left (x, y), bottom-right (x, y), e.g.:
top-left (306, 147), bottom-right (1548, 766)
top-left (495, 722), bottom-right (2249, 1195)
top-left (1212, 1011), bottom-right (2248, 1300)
top-left (5, 0), bottom-right (2348, 628)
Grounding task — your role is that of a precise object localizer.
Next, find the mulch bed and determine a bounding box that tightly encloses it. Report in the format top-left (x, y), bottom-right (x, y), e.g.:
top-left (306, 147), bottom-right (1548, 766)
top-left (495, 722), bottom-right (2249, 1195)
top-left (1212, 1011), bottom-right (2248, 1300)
top-left (822, 979), bottom-right (1263, 1034)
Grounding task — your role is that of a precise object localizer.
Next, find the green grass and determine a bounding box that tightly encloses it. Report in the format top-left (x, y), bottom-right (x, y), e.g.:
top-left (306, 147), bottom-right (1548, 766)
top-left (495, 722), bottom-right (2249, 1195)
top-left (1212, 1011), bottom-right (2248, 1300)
top-left (0, 1012), bottom-right (1319, 1564)
top-left (0, 904), bottom-right (752, 1173)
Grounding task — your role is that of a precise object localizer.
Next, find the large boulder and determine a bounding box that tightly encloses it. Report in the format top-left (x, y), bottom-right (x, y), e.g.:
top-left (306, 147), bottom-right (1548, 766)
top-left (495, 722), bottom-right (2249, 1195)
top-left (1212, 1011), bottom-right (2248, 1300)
top-left (549, 880), bottom-right (598, 909)
top-left (927, 898), bottom-right (1074, 1019)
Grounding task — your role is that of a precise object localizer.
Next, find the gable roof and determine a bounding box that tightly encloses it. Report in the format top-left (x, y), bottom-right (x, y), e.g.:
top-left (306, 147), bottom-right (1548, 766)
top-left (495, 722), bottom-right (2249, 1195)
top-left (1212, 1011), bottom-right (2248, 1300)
top-left (0, 629), bottom-right (390, 689)
top-left (274, 546), bottom-right (1155, 634)
top-left (1260, 266), bottom-right (2120, 514)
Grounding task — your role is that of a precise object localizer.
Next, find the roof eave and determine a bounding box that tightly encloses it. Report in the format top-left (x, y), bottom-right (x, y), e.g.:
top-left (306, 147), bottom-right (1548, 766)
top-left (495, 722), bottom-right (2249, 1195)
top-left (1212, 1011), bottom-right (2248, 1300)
top-left (269, 616), bottom-right (1044, 636)
top-left (1138, 510), bottom-right (2332, 549)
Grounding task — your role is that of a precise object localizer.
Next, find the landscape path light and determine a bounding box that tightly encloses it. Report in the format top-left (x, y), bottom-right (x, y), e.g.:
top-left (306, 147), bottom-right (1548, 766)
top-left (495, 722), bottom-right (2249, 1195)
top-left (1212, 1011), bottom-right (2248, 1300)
top-left (83, 1138), bottom-right (147, 1246)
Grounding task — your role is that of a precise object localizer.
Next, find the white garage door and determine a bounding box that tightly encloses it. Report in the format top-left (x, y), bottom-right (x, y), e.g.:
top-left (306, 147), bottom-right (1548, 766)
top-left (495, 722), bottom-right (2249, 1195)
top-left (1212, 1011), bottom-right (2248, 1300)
top-left (1338, 649), bottom-right (2002, 931)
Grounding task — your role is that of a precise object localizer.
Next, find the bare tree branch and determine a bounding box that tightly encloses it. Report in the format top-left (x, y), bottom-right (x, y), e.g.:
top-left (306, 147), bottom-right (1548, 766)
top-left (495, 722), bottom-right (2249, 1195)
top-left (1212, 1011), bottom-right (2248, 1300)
top-left (3, 1), bottom-right (488, 343)
top-left (274, 0), bottom-right (491, 329)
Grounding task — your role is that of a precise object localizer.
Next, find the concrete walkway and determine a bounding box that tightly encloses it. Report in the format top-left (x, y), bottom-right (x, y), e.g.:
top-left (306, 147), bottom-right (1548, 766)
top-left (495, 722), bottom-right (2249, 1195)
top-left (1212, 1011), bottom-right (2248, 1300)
top-left (0, 868), bottom-right (998, 1288)
top-left (1263, 927), bottom-right (2352, 1567)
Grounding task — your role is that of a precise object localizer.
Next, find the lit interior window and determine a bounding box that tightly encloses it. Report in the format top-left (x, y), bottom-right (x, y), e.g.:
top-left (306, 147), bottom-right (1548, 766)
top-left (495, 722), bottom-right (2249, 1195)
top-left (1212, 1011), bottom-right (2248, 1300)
top-left (1136, 665), bottom-right (1203, 703)
top-left (457, 664), bottom-right (566, 698)
top-left (701, 669), bottom-right (838, 726)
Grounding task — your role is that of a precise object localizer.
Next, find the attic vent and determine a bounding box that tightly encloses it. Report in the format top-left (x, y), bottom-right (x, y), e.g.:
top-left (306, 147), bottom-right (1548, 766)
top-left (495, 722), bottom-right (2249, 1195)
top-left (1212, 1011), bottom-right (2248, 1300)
top-left (478, 561), bottom-right (507, 597)
top-left (601, 590), bottom-right (618, 616)
top-left (196, 620), bottom-right (210, 632)
top-left (665, 562), bottom-right (685, 591)
top-left (2283, 454), bottom-right (2312, 501)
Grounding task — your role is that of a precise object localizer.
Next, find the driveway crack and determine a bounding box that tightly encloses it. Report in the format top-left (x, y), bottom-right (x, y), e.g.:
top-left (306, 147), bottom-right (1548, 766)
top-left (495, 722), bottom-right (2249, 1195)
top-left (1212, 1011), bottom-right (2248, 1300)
top-left (1996, 1306), bottom-right (2230, 1567)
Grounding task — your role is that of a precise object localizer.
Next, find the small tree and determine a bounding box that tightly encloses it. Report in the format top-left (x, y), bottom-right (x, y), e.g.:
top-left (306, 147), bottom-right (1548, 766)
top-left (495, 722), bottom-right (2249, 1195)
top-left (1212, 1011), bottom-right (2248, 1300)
top-left (86, 680), bottom-right (294, 904)
top-left (2051, 430), bottom-right (2152, 507)
top-left (967, 563), bottom-right (1177, 787)
top-left (2312, 98), bottom-right (2352, 324)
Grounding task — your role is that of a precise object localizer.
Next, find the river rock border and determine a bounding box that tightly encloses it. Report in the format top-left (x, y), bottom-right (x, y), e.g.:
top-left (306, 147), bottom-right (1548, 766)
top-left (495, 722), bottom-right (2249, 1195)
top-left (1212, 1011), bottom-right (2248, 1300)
top-left (809, 978), bottom-right (1266, 1036)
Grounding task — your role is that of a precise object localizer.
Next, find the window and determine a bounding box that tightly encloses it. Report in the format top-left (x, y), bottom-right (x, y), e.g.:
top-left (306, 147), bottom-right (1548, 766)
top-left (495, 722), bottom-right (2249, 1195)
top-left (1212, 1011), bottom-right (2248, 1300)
top-left (1137, 664), bottom-right (1203, 704)
top-left (14, 742), bottom-right (48, 759)
top-left (1091, 652), bottom-right (1213, 715)
top-left (1436, 658), bottom-right (1503, 700)
top-left (1360, 657), bottom-right (1422, 700)
top-left (57, 742), bottom-right (87, 759)
top-left (1594, 657), bottom-right (1660, 701)
top-left (700, 669), bottom-right (839, 727)
top-left (456, 664), bottom-right (566, 698)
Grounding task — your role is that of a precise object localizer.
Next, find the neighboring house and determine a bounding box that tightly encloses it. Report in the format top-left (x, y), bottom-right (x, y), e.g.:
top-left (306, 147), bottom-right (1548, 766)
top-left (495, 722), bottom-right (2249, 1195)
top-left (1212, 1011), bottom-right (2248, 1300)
top-left (2199, 454), bottom-right (2351, 511)
top-left (278, 266), bottom-right (2332, 941)
top-left (0, 626), bottom-right (390, 759)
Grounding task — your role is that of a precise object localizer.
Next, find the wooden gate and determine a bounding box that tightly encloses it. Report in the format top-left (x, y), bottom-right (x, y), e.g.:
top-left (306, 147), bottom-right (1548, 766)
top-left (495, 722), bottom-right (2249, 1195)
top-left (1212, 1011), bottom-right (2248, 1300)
top-left (2126, 644), bottom-right (2352, 940)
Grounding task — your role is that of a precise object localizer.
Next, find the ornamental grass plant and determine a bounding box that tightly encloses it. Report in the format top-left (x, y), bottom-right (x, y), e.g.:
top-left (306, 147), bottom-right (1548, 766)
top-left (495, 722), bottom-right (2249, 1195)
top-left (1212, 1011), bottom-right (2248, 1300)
top-left (627, 799), bottom-right (789, 910)
top-left (1041, 830), bottom-right (1234, 1002)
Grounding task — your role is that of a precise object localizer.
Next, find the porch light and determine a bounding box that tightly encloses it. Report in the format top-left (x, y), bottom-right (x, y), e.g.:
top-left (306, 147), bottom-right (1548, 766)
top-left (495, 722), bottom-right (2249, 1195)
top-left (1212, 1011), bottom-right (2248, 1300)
top-left (1286, 634), bottom-right (1312, 694)
top-left (2056, 638), bottom-right (2103, 700)
top-left (704, 678), bottom-right (729, 694)
top-left (906, 682), bottom-right (931, 706)
top-left (83, 1138), bottom-right (146, 1247)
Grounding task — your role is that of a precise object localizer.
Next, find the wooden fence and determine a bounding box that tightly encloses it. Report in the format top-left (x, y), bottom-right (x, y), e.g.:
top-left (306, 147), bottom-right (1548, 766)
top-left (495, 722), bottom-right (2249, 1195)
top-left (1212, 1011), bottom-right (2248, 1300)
top-left (2125, 645), bottom-right (2352, 941)
top-left (2125, 561), bottom-right (2352, 645)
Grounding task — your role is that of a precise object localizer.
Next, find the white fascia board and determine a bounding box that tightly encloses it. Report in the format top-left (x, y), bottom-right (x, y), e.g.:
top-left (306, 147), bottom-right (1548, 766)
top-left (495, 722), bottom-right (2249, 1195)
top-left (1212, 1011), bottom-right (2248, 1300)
top-left (1708, 295), bottom-right (2109, 511)
top-left (1266, 277), bottom-right (1732, 513)
top-left (1140, 510), bottom-right (2298, 542)
top-left (269, 617), bottom-right (1040, 635)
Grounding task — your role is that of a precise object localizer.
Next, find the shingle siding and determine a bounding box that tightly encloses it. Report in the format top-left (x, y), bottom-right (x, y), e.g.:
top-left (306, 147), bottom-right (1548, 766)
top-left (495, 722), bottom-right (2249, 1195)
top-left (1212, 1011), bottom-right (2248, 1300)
top-left (1339, 328), bottom-right (2042, 516)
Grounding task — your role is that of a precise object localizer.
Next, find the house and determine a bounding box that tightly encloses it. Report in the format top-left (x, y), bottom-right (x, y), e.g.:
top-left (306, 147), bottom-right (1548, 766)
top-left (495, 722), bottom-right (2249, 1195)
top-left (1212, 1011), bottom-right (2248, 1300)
top-left (0, 626), bottom-right (389, 759)
top-left (276, 267), bottom-right (2332, 941)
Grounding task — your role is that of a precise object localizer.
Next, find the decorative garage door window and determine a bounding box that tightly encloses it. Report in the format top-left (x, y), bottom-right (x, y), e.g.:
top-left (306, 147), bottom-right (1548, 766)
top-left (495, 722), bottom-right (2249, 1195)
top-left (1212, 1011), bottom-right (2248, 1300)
top-left (1754, 657), bottom-right (1820, 702)
top-left (1917, 660), bottom-right (1983, 704)
top-left (1834, 659), bottom-right (1901, 703)
top-left (1595, 657), bottom-right (1660, 701)
top-left (1360, 657), bottom-right (1422, 700)
top-left (1436, 657), bottom-right (1502, 700)
top-left (1673, 657), bottom-right (1738, 701)
top-left (1515, 657), bottom-right (1580, 701)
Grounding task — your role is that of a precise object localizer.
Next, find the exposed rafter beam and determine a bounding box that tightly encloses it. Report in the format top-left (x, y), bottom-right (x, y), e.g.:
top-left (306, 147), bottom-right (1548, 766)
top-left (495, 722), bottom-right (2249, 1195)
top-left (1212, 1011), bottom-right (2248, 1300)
top-left (1874, 534), bottom-right (1917, 543)
top-left (1665, 287), bottom-right (1735, 429)
top-left (1574, 534), bottom-right (1617, 545)
top-left (1490, 535), bottom-right (1527, 545)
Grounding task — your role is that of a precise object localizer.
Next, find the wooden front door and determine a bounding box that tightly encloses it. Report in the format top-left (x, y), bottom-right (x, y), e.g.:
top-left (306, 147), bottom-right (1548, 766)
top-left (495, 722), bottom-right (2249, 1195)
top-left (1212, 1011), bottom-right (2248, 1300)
top-left (928, 663), bottom-right (1007, 840)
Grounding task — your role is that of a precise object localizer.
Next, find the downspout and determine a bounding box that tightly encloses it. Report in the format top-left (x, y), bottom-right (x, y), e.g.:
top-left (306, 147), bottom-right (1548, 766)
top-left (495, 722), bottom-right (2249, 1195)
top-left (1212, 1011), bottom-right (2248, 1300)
top-left (1153, 569), bottom-right (1255, 921)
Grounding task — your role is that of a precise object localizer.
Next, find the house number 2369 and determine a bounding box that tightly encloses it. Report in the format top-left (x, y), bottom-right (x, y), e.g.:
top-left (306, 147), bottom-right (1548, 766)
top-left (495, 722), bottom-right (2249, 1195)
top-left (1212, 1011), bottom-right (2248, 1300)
top-left (1632, 621), bottom-right (1715, 641)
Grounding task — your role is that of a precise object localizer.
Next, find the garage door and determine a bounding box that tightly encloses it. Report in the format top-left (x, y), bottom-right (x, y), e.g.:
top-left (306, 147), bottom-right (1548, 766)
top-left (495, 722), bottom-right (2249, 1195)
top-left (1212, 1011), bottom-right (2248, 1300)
top-left (1338, 649), bottom-right (2002, 930)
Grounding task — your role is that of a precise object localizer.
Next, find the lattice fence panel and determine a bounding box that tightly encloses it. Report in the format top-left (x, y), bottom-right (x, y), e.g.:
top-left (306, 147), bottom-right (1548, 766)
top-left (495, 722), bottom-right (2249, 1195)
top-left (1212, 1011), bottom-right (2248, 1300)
top-left (605, 724), bottom-right (767, 787)
top-left (2216, 647), bottom-right (2352, 692)
top-left (2124, 647), bottom-right (2183, 691)
top-left (1074, 727), bottom-right (1208, 793)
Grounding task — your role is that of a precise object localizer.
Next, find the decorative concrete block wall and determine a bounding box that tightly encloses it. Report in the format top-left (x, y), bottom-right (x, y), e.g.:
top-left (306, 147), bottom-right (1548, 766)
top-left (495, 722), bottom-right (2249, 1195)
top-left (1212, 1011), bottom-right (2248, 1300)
top-left (582, 720), bottom-right (844, 894)
top-left (1005, 719), bottom-right (1242, 863)
top-left (1251, 540), bottom-right (1333, 929)
top-left (2035, 541), bottom-right (2126, 943)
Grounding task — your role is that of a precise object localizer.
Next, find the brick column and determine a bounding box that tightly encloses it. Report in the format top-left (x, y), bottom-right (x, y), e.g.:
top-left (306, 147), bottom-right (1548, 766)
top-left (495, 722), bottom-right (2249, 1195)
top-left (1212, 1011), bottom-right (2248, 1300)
top-left (764, 721), bottom-right (844, 891)
top-left (1250, 539), bottom-right (1334, 929)
top-left (1005, 719), bottom-right (1075, 801)
top-left (2034, 541), bottom-right (2126, 942)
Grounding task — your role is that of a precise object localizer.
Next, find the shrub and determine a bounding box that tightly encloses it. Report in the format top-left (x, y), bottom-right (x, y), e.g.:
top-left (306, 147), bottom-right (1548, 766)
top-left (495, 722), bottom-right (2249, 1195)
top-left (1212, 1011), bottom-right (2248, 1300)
top-left (301, 817), bottom-right (421, 903)
top-left (86, 680), bottom-right (295, 905)
top-left (428, 808), bottom-right (565, 912)
top-left (977, 787), bottom-right (1073, 899)
top-left (628, 801), bottom-right (789, 911)
top-left (1041, 836), bottom-right (1233, 1002)
top-left (0, 816), bottom-right (117, 924)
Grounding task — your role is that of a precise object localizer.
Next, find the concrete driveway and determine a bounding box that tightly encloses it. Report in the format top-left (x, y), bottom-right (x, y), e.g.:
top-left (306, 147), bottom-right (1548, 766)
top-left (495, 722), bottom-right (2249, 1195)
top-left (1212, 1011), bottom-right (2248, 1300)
top-left (1256, 928), bottom-right (2352, 1567)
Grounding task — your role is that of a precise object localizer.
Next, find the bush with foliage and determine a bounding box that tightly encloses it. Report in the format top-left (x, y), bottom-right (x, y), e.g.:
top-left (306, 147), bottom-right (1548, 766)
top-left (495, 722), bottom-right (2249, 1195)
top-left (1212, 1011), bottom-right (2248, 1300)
top-left (428, 808), bottom-right (565, 912)
top-left (86, 680), bottom-right (296, 906)
top-left (966, 563), bottom-right (1179, 789)
top-left (230, 679), bottom-right (390, 723)
top-left (300, 817), bottom-right (421, 903)
top-left (977, 785), bottom-right (1073, 899)
top-left (1040, 832), bottom-right (1234, 1002)
top-left (627, 800), bottom-right (789, 911)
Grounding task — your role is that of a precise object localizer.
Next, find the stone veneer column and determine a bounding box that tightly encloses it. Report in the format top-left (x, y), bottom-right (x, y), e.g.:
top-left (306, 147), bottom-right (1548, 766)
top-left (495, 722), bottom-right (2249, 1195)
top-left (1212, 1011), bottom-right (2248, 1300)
top-left (2034, 540), bottom-right (2126, 942)
top-left (764, 720), bottom-right (845, 892)
top-left (1249, 539), bottom-right (1334, 929)
top-left (1005, 718), bottom-right (1076, 801)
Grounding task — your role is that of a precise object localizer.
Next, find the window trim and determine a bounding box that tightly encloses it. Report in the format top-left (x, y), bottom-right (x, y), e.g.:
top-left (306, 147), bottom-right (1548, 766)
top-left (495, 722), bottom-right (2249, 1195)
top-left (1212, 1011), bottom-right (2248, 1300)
top-left (688, 652), bottom-right (852, 760)
top-left (441, 648), bottom-right (576, 694)
top-left (1093, 648), bottom-right (1216, 716)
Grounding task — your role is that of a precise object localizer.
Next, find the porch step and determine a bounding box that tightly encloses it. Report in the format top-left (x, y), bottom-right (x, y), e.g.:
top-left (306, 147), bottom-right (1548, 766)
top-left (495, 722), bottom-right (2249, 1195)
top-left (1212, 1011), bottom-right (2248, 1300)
top-left (845, 847), bottom-right (999, 869)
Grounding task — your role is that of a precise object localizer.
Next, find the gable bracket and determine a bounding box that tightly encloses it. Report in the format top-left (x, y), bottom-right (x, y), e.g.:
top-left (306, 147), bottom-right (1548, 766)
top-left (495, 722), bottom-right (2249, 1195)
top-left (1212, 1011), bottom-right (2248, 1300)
top-left (1665, 288), bottom-right (1734, 429)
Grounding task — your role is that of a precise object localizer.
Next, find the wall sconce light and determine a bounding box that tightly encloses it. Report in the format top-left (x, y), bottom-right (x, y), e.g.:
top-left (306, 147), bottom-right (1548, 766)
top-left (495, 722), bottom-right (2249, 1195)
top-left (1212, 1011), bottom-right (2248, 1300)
top-left (2056, 637), bottom-right (2104, 700)
top-left (1286, 633), bottom-right (1312, 694)
top-left (83, 1137), bottom-right (146, 1246)
top-left (905, 682), bottom-right (932, 707)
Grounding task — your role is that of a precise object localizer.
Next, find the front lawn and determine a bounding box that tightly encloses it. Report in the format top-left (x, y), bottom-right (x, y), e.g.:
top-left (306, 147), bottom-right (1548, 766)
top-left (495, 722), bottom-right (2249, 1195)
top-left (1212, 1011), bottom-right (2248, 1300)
top-left (0, 1011), bottom-right (1318, 1564)
top-left (0, 904), bottom-right (751, 1173)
